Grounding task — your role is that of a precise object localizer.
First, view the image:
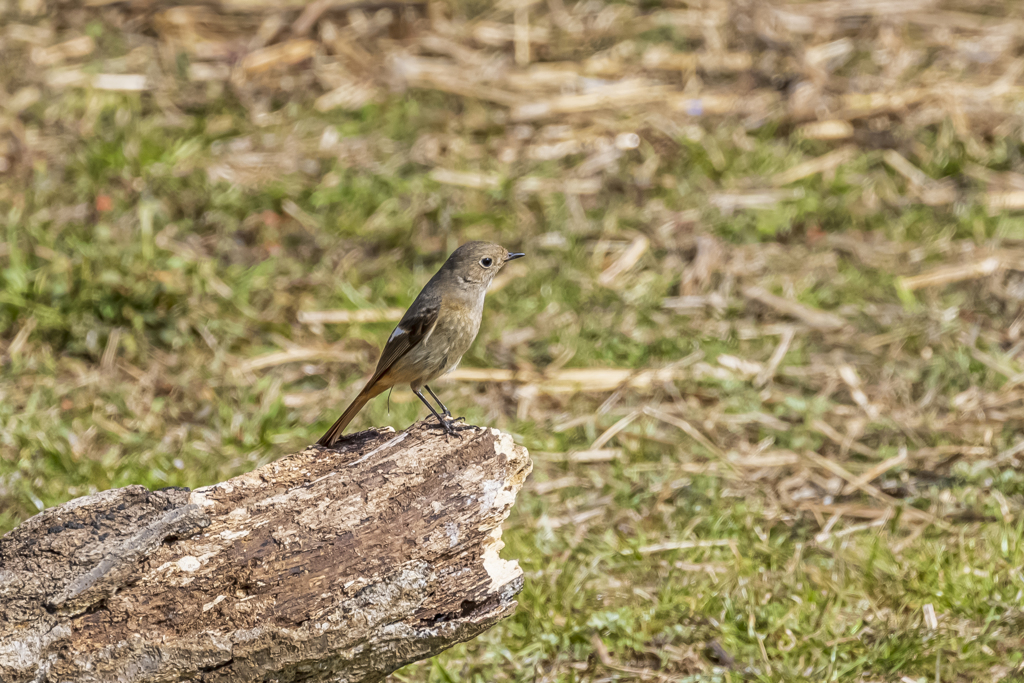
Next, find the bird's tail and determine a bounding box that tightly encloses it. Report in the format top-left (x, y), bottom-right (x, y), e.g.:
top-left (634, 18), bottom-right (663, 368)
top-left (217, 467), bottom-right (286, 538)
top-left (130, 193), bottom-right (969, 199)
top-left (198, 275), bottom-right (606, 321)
top-left (316, 382), bottom-right (385, 448)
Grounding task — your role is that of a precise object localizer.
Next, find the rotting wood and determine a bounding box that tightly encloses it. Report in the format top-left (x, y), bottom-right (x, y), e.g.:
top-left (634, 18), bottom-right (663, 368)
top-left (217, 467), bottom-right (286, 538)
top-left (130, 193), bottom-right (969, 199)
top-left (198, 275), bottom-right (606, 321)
top-left (0, 421), bottom-right (532, 683)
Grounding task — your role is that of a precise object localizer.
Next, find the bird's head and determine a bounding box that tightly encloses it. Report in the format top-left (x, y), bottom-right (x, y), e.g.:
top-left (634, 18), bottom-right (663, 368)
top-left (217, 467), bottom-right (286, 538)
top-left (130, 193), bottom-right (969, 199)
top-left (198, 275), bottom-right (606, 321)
top-left (443, 241), bottom-right (525, 286)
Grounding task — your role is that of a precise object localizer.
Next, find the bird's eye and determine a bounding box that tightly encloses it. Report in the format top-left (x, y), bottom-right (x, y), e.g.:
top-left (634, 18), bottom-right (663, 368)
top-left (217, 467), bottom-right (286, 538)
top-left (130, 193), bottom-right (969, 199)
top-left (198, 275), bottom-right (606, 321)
top-left (480, 257), bottom-right (493, 267)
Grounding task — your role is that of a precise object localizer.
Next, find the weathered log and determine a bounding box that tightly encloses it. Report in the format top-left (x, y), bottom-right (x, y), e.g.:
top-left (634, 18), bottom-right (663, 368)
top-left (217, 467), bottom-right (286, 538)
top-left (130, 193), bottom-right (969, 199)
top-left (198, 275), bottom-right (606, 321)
top-left (0, 422), bottom-right (532, 683)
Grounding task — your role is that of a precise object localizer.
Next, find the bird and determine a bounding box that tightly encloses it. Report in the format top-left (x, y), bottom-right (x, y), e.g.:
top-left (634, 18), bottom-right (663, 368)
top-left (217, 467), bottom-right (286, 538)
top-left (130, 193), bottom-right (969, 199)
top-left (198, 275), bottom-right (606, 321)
top-left (316, 241), bottom-right (524, 447)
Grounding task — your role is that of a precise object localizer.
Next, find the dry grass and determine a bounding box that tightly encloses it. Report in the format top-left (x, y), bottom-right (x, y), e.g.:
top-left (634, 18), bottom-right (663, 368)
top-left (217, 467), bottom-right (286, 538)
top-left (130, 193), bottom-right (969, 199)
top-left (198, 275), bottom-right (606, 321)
top-left (3, 0), bottom-right (1024, 680)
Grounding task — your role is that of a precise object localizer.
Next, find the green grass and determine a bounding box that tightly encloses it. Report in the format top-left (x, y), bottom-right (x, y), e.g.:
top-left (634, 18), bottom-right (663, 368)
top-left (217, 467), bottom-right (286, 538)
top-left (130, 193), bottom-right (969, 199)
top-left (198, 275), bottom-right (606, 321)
top-left (4, 14), bottom-right (1024, 682)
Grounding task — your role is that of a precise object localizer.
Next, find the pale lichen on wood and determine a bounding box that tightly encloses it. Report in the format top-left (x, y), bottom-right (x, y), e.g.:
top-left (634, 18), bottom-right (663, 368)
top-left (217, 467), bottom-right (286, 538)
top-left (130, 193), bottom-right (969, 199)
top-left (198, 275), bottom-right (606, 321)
top-left (0, 422), bottom-right (531, 683)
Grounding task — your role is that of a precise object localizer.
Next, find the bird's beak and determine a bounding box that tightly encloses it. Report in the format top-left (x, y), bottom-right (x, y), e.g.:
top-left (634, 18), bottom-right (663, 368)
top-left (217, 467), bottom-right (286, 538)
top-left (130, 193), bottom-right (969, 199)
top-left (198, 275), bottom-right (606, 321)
top-left (506, 252), bottom-right (525, 261)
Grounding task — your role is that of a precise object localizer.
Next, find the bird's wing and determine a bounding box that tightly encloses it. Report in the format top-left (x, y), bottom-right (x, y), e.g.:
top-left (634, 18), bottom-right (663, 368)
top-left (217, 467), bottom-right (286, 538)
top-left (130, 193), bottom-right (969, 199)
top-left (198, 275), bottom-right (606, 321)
top-left (368, 291), bottom-right (441, 384)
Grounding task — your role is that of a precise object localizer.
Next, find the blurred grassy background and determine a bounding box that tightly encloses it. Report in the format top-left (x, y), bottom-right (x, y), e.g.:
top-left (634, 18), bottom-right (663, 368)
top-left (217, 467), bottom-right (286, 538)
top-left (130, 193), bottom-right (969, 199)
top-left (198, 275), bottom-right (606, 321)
top-left (3, 0), bottom-right (1024, 679)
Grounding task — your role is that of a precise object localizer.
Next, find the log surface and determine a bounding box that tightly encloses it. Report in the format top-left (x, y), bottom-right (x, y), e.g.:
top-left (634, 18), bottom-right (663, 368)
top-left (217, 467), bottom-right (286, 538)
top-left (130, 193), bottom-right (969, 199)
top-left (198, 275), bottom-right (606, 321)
top-left (0, 422), bottom-right (532, 683)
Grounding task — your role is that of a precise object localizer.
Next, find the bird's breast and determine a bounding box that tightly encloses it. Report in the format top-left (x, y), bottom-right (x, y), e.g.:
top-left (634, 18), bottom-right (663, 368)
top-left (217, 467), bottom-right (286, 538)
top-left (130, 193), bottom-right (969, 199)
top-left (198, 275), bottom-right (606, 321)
top-left (423, 299), bottom-right (480, 373)
top-left (436, 299), bottom-right (481, 346)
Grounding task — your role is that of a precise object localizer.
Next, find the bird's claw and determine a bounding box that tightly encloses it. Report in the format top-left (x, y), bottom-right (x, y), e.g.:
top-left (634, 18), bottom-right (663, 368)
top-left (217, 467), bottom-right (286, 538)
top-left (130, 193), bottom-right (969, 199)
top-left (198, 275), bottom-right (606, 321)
top-left (433, 417), bottom-right (471, 440)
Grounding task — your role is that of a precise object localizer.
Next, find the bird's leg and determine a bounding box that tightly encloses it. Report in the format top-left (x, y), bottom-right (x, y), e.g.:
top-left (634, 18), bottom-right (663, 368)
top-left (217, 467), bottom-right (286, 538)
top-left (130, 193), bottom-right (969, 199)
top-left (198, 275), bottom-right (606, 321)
top-left (413, 389), bottom-right (462, 438)
top-left (423, 384), bottom-right (450, 416)
top-left (424, 385), bottom-right (465, 424)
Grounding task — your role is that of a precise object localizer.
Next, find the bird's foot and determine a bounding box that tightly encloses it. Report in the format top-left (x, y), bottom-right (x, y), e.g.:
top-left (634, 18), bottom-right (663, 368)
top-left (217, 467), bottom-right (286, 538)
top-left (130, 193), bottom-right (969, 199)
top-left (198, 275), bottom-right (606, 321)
top-left (433, 417), bottom-right (472, 440)
top-left (434, 418), bottom-right (461, 437)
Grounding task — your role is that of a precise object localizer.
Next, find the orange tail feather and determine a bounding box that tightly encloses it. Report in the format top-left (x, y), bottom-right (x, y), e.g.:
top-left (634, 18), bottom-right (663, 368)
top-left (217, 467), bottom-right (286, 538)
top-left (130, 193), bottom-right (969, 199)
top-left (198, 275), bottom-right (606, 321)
top-left (316, 382), bottom-right (385, 447)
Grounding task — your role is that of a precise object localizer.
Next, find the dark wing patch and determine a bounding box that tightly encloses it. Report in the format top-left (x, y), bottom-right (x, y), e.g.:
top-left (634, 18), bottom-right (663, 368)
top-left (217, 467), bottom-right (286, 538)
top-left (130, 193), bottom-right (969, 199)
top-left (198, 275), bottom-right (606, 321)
top-left (368, 290), bottom-right (441, 383)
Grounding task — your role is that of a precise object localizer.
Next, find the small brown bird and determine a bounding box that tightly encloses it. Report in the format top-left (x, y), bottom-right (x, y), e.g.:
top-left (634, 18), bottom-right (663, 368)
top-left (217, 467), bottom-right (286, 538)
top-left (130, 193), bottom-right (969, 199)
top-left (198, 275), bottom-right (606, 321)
top-left (317, 242), bottom-right (524, 447)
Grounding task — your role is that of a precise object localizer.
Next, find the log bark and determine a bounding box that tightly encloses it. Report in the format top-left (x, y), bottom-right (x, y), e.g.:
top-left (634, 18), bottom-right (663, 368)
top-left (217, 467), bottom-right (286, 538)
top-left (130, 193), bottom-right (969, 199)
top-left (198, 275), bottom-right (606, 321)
top-left (0, 421), bottom-right (532, 683)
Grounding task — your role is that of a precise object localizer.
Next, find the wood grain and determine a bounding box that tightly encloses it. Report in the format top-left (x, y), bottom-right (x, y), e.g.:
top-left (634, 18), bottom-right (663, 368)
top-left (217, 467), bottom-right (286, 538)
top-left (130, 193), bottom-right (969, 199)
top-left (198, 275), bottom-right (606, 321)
top-left (0, 421), bottom-right (531, 683)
